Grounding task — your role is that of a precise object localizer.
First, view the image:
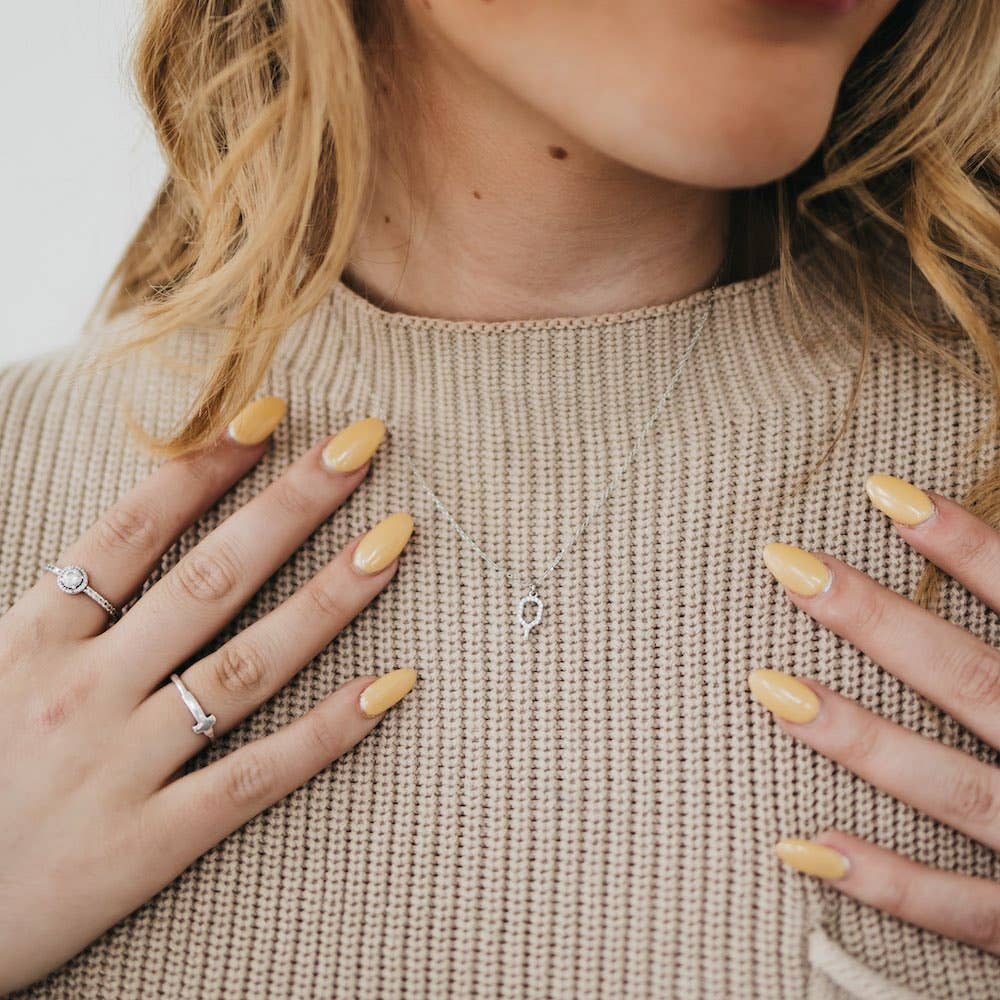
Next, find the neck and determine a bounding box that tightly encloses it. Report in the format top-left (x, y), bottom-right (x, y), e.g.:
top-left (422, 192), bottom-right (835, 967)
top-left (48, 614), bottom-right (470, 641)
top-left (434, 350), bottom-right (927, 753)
top-left (343, 19), bottom-right (733, 323)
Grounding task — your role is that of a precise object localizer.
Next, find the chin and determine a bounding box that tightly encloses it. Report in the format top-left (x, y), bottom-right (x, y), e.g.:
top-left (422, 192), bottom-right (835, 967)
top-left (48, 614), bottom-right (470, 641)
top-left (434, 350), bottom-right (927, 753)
top-left (549, 84), bottom-right (838, 189)
top-left (648, 101), bottom-right (835, 189)
top-left (405, 0), bottom-right (888, 190)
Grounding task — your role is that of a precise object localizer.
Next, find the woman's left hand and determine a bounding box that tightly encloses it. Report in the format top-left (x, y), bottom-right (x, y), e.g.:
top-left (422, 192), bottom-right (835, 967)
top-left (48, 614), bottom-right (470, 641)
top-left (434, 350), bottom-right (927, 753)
top-left (751, 473), bottom-right (999, 954)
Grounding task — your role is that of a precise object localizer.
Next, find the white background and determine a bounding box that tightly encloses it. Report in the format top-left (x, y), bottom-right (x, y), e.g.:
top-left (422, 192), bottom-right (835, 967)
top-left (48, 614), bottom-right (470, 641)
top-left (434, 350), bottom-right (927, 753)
top-left (0, 2), bottom-right (165, 366)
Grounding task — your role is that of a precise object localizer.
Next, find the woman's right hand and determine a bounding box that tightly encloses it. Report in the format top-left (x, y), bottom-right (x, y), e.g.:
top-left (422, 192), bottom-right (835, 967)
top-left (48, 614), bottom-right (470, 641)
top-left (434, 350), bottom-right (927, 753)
top-left (0, 399), bottom-right (416, 994)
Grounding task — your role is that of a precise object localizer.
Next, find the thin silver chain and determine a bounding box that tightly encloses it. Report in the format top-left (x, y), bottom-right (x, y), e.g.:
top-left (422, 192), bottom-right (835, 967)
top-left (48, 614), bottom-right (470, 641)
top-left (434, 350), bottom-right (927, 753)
top-left (350, 258), bottom-right (726, 602)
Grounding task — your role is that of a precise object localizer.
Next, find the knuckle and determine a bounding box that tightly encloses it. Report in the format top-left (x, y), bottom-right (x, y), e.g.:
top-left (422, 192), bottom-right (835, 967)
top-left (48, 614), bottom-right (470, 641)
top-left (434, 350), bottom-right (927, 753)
top-left (171, 543), bottom-right (241, 603)
top-left (224, 751), bottom-right (275, 808)
top-left (847, 587), bottom-right (886, 638)
top-left (34, 667), bottom-right (100, 731)
top-left (950, 524), bottom-right (991, 572)
top-left (270, 477), bottom-right (314, 519)
top-left (176, 452), bottom-right (220, 489)
top-left (837, 718), bottom-right (881, 771)
top-left (874, 871), bottom-right (911, 917)
top-left (304, 578), bottom-right (351, 621)
top-left (213, 641), bottom-right (269, 699)
top-left (305, 709), bottom-right (347, 760)
top-left (96, 502), bottom-right (159, 553)
top-left (945, 772), bottom-right (998, 828)
top-left (959, 901), bottom-right (1000, 954)
top-left (946, 645), bottom-right (1000, 711)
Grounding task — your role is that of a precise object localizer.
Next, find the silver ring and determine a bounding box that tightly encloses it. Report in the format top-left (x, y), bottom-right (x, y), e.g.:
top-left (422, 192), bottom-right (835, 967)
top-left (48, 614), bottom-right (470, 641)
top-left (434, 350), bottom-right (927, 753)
top-left (43, 563), bottom-right (121, 622)
top-left (169, 673), bottom-right (217, 740)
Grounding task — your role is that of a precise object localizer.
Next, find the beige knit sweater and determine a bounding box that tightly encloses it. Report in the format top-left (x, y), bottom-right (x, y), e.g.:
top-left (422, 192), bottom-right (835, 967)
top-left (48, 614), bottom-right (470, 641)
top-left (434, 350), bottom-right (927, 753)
top-left (3, 255), bottom-right (998, 1000)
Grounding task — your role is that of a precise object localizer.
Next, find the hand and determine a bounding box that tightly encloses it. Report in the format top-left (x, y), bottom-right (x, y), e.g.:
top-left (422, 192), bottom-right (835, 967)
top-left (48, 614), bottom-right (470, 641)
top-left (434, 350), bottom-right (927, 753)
top-left (751, 473), bottom-right (999, 954)
top-left (0, 399), bottom-right (417, 994)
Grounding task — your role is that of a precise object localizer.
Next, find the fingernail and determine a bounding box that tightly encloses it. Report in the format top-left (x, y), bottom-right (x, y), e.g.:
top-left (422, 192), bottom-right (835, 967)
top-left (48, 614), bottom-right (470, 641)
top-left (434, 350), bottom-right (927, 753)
top-left (865, 473), bottom-right (935, 526)
top-left (774, 838), bottom-right (850, 880)
top-left (322, 417), bottom-right (387, 473)
top-left (352, 512), bottom-right (414, 575)
top-left (762, 542), bottom-right (832, 597)
top-left (228, 396), bottom-right (287, 445)
top-left (360, 667), bottom-right (418, 717)
top-left (748, 669), bottom-right (820, 723)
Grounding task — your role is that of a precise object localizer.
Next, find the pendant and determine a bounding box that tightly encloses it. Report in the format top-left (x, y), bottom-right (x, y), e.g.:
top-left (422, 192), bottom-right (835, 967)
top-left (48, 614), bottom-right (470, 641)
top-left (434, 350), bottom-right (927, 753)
top-left (516, 589), bottom-right (543, 638)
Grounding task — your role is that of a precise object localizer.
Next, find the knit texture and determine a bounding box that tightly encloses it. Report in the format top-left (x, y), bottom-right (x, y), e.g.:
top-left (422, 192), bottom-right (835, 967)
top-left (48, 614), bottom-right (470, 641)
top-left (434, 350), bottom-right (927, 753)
top-left (3, 256), bottom-right (998, 999)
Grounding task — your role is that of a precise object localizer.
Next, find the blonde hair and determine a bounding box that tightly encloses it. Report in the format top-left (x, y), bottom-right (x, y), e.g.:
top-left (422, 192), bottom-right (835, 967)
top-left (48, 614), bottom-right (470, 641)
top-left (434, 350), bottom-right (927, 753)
top-left (92, 0), bottom-right (998, 611)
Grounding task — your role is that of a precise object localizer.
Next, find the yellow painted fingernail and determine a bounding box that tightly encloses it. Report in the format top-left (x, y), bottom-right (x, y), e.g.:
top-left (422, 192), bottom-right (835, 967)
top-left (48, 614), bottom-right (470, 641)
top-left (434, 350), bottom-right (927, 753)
top-left (865, 473), bottom-right (935, 526)
top-left (748, 669), bottom-right (820, 724)
top-left (228, 396), bottom-right (287, 445)
top-left (360, 667), bottom-right (418, 718)
top-left (762, 542), bottom-right (832, 597)
top-left (774, 839), bottom-right (850, 880)
top-left (322, 417), bottom-right (387, 473)
top-left (352, 511), bottom-right (414, 575)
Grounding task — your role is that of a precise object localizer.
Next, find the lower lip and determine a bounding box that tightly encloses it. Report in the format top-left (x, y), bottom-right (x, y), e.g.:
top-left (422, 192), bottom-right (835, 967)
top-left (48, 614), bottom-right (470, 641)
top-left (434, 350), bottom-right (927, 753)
top-left (755, 0), bottom-right (860, 11)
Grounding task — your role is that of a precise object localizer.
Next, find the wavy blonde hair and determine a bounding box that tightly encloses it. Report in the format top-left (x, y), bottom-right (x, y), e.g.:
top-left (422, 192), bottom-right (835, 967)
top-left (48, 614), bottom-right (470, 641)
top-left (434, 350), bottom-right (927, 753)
top-left (91, 0), bottom-right (998, 611)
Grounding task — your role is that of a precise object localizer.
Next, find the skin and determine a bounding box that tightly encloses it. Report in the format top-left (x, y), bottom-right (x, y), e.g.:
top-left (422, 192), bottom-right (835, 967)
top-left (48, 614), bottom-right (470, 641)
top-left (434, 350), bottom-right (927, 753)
top-left (0, 434), bottom-right (413, 992)
top-left (346, 0), bottom-right (898, 318)
top-left (3, 0), bottom-right (996, 992)
top-left (774, 496), bottom-right (1000, 954)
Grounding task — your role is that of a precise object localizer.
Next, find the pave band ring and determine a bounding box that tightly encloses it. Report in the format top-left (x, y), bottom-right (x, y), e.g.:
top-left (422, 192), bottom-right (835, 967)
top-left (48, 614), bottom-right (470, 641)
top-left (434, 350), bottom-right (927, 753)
top-left (170, 673), bottom-right (217, 739)
top-left (43, 563), bottom-right (121, 622)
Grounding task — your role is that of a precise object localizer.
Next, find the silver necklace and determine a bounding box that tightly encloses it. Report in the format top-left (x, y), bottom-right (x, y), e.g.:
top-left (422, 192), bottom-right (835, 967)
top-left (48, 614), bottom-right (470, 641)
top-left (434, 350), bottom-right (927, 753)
top-left (349, 260), bottom-right (726, 638)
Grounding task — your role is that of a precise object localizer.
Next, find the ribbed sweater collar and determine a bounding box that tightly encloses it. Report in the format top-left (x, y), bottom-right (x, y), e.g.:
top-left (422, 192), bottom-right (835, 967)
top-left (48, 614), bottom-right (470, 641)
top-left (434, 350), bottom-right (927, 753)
top-left (273, 249), bottom-right (859, 424)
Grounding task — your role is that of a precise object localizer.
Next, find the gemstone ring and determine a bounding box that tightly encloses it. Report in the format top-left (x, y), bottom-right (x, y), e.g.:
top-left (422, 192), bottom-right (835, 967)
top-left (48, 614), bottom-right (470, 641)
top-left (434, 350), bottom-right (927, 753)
top-left (42, 563), bottom-right (121, 623)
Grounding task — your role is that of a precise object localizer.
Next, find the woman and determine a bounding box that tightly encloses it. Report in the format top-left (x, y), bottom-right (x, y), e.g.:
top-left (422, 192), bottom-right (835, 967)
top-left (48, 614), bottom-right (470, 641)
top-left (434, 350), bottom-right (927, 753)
top-left (1, 0), bottom-right (997, 996)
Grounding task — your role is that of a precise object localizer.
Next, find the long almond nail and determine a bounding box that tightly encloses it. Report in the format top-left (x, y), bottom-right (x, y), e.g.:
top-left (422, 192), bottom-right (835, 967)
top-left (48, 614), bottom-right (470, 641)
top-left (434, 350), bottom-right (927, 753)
top-left (228, 396), bottom-right (287, 445)
top-left (865, 473), bottom-right (935, 526)
top-left (360, 668), bottom-right (417, 718)
top-left (762, 542), bottom-right (831, 597)
top-left (323, 417), bottom-right (387, 473)
top-left (774, 838), bottom-right (850, 880)
top-left (748, 669), bottom-right (820, 724)
top-left (352, 512), bottom-right (414, 575)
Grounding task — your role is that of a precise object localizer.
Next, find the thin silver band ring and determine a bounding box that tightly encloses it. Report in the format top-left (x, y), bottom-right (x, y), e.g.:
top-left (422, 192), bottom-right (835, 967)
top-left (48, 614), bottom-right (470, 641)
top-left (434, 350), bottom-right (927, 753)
top-left (43, 563), bottom-right (121, 623)
top-left (169, 673), bottom-right (217, 740)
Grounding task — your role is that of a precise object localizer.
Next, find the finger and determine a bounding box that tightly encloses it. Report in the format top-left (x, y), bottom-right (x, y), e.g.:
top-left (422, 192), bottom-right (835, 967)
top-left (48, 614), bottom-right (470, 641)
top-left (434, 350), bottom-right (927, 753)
top-left (761, 543), bottom-right (1000, 748)
top-left (17, 397), bottom-right (286, 640)
top-left (749, 670), bottom-right (1000, 850)
top-left (102, 426), bottom-right (399, 701)
top-left (140, 670), bottom-right (417, 873)
top-left (130, 527), bottom-right (403, 782)
top-left (773, 831), bottom-right (1000, 956)
top-left (866, 475), bottom-right (1000, 614)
